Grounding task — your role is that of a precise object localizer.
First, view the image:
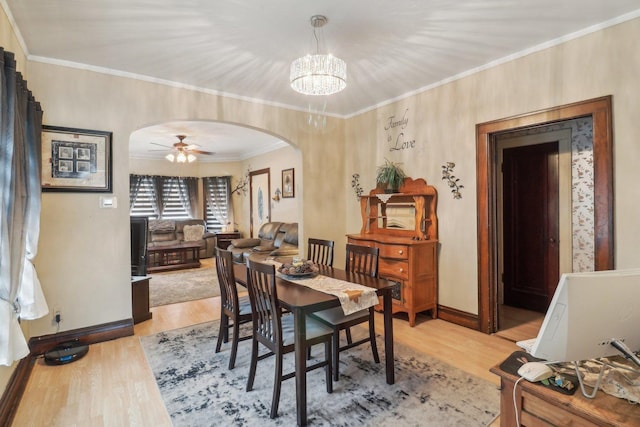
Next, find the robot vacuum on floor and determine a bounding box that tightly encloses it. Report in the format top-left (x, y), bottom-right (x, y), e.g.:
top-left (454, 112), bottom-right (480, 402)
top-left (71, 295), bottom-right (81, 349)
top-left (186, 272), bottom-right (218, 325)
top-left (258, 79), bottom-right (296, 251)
top-left (44, 342), bottom-right (89, 365)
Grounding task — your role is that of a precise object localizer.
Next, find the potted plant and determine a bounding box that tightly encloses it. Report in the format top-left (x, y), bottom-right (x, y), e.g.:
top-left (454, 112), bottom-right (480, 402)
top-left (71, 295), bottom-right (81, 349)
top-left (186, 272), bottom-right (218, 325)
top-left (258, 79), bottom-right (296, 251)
top-left (376, 158), bottom-right (407, 193)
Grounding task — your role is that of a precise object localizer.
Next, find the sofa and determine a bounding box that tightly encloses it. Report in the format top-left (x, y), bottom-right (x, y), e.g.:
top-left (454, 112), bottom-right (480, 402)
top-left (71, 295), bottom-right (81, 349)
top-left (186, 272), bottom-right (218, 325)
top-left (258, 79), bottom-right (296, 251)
top-left (147, 218), bottom-right (217, 260)
top-left (227, 222), bottom-right (299, 264)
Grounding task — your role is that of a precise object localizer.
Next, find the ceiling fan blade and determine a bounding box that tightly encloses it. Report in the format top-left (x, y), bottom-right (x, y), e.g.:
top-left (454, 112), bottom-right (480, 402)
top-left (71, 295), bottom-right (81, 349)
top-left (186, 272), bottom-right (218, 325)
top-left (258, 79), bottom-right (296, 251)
top-left (190, 149), bottom-right (214, 155)
top-left (149, 142), bottom-right (173, 149)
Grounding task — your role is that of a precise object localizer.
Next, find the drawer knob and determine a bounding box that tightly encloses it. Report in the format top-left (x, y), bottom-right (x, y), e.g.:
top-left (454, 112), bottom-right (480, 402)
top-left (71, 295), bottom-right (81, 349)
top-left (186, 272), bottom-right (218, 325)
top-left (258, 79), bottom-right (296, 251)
top-left (399, 268), bottom-right (404, 273)
top-left (398, 250), bottom-right (403, 255)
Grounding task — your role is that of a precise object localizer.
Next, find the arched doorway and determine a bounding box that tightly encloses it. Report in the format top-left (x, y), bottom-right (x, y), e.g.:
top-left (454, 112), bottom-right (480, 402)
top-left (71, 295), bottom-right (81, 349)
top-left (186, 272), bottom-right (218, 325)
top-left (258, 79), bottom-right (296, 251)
top-left (128, 119), bottom-right (303, 242)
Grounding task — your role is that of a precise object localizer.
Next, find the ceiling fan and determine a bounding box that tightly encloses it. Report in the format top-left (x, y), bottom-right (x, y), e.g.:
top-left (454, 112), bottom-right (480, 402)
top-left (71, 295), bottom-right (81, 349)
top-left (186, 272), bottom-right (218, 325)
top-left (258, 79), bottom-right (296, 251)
top-left (150, 134), bottom-right (214, 163)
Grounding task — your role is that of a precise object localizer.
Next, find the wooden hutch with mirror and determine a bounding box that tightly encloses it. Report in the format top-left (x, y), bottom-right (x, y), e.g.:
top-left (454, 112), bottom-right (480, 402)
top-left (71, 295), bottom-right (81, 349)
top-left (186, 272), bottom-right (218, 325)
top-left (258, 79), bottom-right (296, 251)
top-left (347, 177), bottom-right (438, 326)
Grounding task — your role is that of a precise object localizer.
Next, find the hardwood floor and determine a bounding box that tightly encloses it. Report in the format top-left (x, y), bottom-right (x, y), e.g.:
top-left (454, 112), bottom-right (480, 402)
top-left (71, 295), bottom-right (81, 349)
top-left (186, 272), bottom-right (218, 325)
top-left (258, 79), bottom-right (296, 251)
top-left (12, 295), bottom-right (519, 426)
top-left (494, 304), bottom-right (544, 343)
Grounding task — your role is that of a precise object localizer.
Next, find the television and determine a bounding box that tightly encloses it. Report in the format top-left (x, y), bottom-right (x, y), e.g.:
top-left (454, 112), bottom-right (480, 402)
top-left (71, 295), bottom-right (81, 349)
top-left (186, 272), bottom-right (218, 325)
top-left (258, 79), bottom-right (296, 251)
top-left (531, 268), bottom-right (640, 365)
top-left (130, 216), bottom-right (149, 277)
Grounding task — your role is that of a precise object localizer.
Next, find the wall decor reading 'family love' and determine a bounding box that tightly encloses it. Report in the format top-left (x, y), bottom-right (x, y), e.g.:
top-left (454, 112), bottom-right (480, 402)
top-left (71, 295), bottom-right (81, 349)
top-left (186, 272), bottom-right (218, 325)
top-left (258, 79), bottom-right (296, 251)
top-left (41, 125), bottom-right (112, 192)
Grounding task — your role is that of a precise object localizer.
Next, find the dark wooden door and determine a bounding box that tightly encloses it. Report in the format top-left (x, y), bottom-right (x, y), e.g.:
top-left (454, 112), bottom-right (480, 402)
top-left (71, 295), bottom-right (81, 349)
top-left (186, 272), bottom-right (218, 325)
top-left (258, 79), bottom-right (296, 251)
top-left (502, 142), bottom-right (559, 313)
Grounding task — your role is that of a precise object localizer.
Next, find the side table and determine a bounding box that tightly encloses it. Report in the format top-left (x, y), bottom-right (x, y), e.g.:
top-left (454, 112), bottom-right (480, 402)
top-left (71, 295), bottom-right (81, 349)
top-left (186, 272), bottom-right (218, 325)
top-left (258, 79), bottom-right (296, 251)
top-left (216, 231), bottom-right (242, 249)
top-left (131, 276), bottom-right (152, 324)
top-left (490, 356), bottom-right (640, 426)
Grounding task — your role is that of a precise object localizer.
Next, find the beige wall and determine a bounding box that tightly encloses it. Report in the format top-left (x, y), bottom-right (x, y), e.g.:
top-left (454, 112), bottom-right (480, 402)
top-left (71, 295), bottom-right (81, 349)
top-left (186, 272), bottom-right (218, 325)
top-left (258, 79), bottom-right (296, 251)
top-left (345, 18), bottom-right (640, 313)
top-left (25, 62), bottom-right (345, 341)
top-left (237, 146), bottom-right (303, 227)
top-left (0, 5), bottom-right (25, 73)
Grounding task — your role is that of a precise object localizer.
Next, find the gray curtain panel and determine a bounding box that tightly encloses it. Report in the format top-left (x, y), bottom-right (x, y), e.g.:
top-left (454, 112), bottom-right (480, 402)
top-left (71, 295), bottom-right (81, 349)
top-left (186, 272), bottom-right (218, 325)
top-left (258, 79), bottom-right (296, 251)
top-left (0, 48), bottom-right (48, 366)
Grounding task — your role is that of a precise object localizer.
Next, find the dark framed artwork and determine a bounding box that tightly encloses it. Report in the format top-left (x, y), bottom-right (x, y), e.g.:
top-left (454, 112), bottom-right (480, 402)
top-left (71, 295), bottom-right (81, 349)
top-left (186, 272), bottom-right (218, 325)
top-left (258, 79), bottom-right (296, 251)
top-left (282, 168), bottom-right (294, 198)
top-left (41, 125), bottom-right (112, 192)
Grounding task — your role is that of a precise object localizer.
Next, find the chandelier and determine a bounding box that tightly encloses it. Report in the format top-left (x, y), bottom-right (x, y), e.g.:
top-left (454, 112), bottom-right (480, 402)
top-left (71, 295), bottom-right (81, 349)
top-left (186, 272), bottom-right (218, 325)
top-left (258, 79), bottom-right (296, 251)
top-left (290, 15), bottom-right (346, 96)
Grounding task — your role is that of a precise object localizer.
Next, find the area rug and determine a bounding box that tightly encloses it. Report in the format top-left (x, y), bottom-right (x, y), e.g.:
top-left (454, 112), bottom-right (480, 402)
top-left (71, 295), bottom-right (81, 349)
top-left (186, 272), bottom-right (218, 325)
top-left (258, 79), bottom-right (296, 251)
top-left (149, 265), bottom-right (220, 307)
top-left (140, 321), bottom-right (500, 426)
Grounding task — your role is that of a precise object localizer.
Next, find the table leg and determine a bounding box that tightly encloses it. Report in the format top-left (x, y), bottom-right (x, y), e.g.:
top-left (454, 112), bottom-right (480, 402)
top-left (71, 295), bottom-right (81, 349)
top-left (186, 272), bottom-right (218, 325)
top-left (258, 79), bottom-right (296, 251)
top-left (293, 307), bottom-right (307, 426)
top-left (383, 290), bottom-right (395, 384)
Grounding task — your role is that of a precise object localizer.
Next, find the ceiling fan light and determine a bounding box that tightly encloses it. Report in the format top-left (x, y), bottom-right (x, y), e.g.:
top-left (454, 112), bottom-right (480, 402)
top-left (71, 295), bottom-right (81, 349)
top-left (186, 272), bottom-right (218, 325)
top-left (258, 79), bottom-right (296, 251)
top-left (165, 153), bottom-right (175, 162)
top-left (187, 153), bottom-right (197, 163)
top-left (176, 151), bottom-right (187, 163)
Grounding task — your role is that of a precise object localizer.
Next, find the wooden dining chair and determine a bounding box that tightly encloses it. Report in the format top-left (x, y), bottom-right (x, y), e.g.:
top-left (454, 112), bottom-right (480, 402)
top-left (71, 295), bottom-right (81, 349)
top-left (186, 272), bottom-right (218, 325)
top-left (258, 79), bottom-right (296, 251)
top-left (307, 238), bottom-right (334, 267)
top-left (311, 243), bottom-right (380, 381)
top-left (214, 248), bottom-right (253, 370)
top-left (245, 258), bottom-right (333, 419)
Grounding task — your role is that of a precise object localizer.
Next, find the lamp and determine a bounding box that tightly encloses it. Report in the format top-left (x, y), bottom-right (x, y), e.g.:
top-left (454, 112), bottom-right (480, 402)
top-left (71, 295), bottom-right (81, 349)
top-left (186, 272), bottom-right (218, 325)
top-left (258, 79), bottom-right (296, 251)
top-left (290, 15), bottom-right (346, 96)
top-left (272, 188), bottom-right (282, 202)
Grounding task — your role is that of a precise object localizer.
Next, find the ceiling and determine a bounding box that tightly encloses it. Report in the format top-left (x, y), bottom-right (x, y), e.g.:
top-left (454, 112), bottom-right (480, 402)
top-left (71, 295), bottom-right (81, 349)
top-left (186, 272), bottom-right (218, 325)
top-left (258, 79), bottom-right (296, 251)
top-left (5, 0), bottom-right (640, 161)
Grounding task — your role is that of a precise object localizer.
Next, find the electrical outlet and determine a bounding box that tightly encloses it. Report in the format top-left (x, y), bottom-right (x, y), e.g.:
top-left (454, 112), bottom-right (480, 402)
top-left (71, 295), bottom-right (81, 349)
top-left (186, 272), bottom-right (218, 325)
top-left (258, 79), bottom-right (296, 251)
top-left (54, 309), bottom-right (62, 324)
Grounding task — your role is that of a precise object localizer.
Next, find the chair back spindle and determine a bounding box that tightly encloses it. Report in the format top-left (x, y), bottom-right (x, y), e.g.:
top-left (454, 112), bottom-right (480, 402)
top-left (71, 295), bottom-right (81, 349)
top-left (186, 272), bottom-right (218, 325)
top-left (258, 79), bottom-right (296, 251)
top-left (307, 238), bottom-right (335, 267)
top-left (216, 248), bottom-right (240, 313)
top-left (215, 248), bottom-right (253, 369)
top-left (345, 243), bottom-right (379, 277)
top-left (246, 259), bottom-right (281, 347)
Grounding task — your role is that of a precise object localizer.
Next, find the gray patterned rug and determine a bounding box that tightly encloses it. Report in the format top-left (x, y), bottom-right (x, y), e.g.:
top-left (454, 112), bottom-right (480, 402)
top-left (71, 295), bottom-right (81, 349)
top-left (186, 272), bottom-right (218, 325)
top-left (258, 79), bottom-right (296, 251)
top-left (149, 265), bottom-right (220, 307)
top-left (140, 321), bottom-right (499, 426)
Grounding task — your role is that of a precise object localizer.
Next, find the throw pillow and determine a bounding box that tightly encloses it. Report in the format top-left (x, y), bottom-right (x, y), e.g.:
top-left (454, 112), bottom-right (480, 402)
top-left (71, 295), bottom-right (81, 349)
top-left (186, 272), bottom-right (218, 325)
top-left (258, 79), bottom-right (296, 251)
top-left (183, 224), bottom-right (205, 242)
top-left (149, 219), bottom-right (175, 233)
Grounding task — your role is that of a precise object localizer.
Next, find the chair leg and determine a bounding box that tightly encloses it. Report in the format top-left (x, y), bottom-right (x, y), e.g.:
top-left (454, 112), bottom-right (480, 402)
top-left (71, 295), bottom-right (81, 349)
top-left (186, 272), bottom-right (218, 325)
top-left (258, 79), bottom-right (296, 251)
top-left (333, 329), bottom-right (340, 381)
top-left (345, 327), bottom-right (353, 344)
top-left (215, 314), bottom-right (228, 353)
top-left (369, 309), bottom-right (380, 363)
top-left (325, 339), bottom-right (333, 393)
top-left (223, 315), bottom-right (230, 343)
top-left (270, 351), bottom-right (283, 419)
top-left (246, 339), bottom-right (259, 392)
top-left (228, 319), bottom-right (240, 369)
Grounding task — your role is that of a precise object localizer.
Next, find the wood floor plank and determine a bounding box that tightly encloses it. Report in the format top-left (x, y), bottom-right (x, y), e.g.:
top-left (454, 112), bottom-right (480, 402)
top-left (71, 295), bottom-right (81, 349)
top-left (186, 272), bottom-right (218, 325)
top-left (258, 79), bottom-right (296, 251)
top-left (13, 289), bottom-right (518, 426)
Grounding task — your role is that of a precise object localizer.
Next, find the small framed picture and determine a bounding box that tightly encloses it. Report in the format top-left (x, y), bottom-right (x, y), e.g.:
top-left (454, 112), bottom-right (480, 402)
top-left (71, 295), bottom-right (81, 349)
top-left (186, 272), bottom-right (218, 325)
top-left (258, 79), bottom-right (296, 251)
top-left (282, 168), bottom-right (295, 198)
top-left (41, 125), bottom-right (112, 192)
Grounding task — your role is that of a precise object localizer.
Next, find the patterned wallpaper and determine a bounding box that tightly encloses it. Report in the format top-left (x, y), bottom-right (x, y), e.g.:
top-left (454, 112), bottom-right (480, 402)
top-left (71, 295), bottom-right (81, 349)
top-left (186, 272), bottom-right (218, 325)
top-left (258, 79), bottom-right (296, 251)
top-left (569, 118), bottom-right (595, 272)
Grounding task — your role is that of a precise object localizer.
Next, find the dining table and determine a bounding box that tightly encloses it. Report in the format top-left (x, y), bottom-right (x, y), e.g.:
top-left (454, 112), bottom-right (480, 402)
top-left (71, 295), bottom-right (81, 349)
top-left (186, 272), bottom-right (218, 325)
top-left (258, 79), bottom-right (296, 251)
top-left (233, 262), bottom-right (395, 426)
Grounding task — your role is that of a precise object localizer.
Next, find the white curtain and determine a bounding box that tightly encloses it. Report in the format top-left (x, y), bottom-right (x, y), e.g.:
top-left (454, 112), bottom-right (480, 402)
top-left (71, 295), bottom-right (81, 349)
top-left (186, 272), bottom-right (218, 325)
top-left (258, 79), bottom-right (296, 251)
top-left (0, 48), bottom-right (49, 366)
top-left (204, 176), bottom-right (233, 230)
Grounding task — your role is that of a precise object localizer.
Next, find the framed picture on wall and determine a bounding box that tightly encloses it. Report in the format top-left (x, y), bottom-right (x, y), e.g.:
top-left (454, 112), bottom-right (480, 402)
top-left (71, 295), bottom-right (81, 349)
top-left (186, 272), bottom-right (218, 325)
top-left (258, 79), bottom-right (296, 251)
top-left (282, 168), bottom-right (294, 198)
top-left (41, 125), bottom-right (112, 192)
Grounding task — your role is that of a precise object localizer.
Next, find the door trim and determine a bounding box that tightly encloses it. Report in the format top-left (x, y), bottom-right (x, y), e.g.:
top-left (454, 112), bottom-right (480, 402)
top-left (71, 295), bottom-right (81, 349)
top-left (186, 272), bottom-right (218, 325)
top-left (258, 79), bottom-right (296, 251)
top-left (476, 96), bottom-right (614, 334)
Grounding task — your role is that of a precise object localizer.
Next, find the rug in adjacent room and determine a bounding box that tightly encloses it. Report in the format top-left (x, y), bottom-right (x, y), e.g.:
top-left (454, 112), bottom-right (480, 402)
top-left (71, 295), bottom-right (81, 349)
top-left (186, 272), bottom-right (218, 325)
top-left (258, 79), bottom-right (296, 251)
top-left (149, 265), bottom-right (220, 307)
top-left (140, 321), bottom-right (500, 426)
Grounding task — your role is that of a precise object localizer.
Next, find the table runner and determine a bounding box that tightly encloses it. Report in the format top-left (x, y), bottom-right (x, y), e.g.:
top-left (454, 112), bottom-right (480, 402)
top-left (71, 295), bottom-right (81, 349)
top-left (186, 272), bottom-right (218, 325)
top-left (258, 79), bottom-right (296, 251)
top-left (259, 259), bottom-right (379, 315)
top-left (278, 273), bottom-right (379, 315)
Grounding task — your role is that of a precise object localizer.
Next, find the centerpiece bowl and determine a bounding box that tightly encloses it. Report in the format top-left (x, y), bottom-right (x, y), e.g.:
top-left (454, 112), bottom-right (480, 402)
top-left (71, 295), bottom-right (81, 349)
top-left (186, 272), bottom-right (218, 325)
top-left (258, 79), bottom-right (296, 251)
top-left (278, 259), bottom-right (319, 278)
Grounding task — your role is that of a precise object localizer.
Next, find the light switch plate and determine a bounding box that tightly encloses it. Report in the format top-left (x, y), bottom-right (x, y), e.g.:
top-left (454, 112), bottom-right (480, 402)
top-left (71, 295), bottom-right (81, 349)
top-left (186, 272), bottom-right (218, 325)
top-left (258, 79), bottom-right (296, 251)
top-left (100, 196), bottom-right (117, 208)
